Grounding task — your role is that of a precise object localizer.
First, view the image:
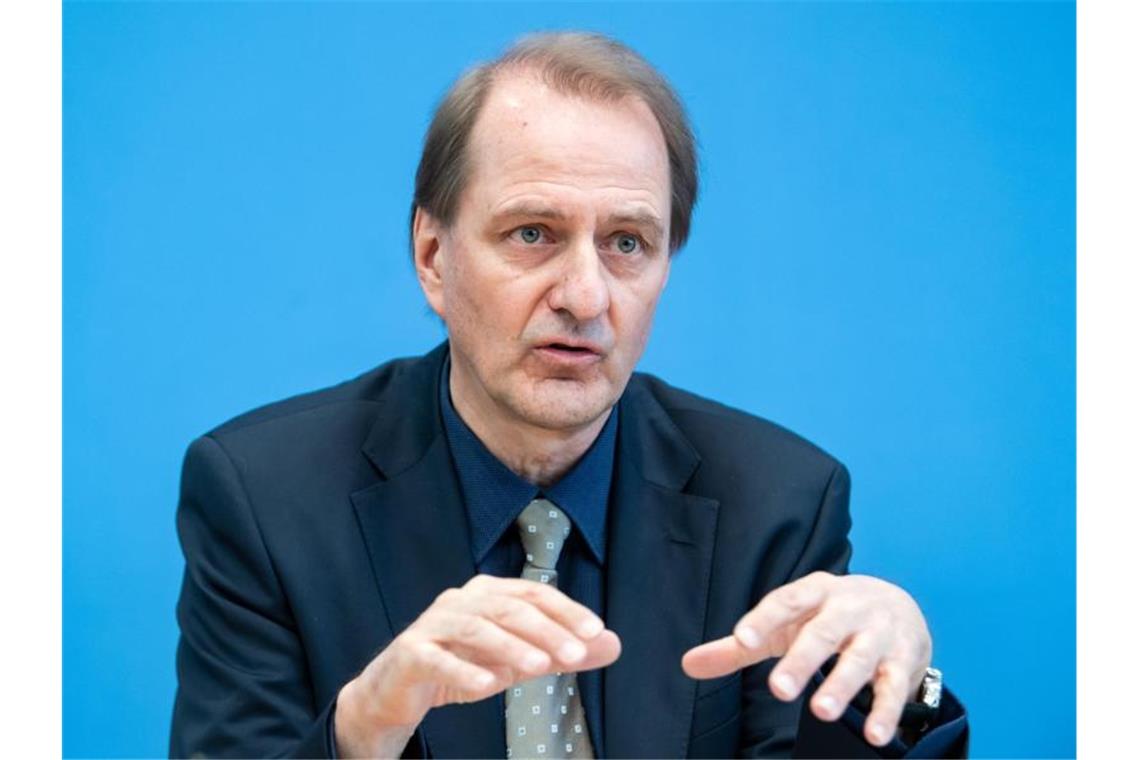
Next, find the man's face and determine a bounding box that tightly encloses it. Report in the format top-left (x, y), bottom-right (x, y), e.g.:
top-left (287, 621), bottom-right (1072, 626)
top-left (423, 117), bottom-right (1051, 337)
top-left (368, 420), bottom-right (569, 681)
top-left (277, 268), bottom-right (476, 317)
top-left (416, 71), bottom-right (672, 432)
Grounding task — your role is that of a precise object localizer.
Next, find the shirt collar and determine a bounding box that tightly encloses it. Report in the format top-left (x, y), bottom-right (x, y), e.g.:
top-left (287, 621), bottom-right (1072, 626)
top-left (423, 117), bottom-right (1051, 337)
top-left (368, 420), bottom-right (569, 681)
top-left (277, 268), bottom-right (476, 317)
top-left (439, 354), bottom-right (615, 566)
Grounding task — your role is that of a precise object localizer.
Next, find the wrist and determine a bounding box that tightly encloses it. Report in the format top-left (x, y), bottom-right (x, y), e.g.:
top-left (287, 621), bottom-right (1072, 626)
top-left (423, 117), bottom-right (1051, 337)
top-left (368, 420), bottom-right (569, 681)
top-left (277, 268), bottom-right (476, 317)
top-left (334, 674), bottom-right (418, 759)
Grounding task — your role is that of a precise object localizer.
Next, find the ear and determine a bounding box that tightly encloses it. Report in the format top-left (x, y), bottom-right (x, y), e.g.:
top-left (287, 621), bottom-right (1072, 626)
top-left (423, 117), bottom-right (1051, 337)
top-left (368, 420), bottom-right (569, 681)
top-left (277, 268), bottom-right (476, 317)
top-left (412, 207), bottom-right (448, 320)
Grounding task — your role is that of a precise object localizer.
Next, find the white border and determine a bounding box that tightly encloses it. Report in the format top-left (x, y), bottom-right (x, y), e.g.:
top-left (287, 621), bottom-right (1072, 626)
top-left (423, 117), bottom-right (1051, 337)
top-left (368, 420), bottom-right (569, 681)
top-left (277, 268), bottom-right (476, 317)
top-left (2, 0), bottom-right (1124, 755)
top-left (0, 0), bottom-right (62, 755)
top-left (1077, 0), bottom-right (1139, 756)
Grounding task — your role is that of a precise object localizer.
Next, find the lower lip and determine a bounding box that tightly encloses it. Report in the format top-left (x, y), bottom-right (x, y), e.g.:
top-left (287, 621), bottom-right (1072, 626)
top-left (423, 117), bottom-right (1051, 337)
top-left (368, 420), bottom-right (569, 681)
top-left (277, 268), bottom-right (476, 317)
top-left (534, 346), bottom-right (603, 367)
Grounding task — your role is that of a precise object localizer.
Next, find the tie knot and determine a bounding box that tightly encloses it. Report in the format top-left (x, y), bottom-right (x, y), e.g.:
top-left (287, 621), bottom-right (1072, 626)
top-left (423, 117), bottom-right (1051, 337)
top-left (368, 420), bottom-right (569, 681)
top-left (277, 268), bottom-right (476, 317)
top-left (517, 498), bottom-right (571, 569)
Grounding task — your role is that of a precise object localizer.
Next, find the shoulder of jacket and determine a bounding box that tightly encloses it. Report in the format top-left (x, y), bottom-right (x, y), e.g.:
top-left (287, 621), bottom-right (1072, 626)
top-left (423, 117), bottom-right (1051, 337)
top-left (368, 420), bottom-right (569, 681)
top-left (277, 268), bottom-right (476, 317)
top-left (627, 371), bottom-right (844, 473)
top-left (205, 352), bottom-right (426, 440)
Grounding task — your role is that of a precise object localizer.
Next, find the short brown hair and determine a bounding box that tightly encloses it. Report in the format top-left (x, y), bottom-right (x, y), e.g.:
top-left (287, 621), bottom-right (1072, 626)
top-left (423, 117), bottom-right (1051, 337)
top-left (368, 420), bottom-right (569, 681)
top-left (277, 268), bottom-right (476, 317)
top-left (411, 31), bottom-right (699, 254)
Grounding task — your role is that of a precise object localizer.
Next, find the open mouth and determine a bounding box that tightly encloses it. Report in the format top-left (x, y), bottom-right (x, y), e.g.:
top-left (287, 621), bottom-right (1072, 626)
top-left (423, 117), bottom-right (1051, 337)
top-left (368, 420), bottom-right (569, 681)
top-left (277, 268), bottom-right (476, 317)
top-left (545, 343), bottom-right (593, 353)
top-left (534, 342), bottom-right (603, 365)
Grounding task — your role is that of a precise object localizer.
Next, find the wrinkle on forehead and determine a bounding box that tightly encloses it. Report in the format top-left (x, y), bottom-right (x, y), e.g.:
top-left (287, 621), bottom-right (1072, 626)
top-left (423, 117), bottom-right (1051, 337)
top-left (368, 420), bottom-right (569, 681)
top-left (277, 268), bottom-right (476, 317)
top-left (488, 181), bottom-right (663, 218)
top-left (492, 160), bottom-right (663, 195)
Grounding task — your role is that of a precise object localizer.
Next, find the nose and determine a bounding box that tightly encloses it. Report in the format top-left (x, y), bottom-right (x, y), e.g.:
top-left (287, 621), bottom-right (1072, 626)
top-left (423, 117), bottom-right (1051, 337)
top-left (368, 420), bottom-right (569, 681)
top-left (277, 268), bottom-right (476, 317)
top-left (546, 238), bottom-right (610, 322)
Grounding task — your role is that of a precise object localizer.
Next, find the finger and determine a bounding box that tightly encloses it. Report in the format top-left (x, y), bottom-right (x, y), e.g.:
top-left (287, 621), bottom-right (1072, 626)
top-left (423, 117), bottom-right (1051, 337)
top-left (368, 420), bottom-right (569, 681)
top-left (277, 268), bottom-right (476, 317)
top-left (460, 627), bottom-right (621, 679)
top-left (768, 608), bottom-right (861, 702)
top-left (732, 574), bottom-right (831, 656)
top-left (864, 661), bottom-right (910, 747)
top-left (474, 593), bottom-right (594, 668)
top-left (682, 635), bottom-right (759, 680)
top-left (809, 631), bottom-right (887, 721)
top-left (409, 638), bottom-right (497, 698)
top-left (474, 576), bottom-right (606, 640)
top-left (434, 609), bottom-right (553, 676)
top-left (576, 628), bottom-right (622, 671)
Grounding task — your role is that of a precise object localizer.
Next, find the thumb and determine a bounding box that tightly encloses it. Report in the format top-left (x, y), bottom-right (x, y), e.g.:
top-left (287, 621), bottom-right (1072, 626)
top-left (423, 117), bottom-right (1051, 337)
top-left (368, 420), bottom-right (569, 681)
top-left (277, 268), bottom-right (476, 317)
top-left (682, 632), bottom-right (783, 680)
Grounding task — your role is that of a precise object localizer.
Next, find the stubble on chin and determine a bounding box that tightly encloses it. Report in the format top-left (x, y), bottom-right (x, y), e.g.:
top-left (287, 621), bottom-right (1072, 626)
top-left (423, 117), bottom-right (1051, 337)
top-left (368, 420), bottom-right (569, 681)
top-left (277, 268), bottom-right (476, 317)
top-left (499, 373), bottom-right (618, 432)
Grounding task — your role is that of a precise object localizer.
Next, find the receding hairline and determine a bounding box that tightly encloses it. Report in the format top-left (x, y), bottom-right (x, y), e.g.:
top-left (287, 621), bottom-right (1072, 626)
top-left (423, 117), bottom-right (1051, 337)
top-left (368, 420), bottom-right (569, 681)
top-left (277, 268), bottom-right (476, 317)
top-left (480, 62), bottom-right (660, 111)
top-left (461, 64), bottom-right (673, 187)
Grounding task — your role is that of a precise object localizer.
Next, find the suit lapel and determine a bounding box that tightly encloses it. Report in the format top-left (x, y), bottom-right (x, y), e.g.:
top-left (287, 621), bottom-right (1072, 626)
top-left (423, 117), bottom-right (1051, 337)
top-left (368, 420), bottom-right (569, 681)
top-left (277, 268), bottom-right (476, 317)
top-left (350, 343), bottom-right (503, 759)
top-left (604, 382), bottom-right (721, 759)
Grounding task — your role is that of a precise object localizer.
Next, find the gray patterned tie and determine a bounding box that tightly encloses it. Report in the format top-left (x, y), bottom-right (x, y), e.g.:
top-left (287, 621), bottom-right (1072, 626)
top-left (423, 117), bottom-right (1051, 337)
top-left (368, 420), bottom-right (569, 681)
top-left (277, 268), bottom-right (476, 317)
top-left (505, 498), bottom-right (595, 759)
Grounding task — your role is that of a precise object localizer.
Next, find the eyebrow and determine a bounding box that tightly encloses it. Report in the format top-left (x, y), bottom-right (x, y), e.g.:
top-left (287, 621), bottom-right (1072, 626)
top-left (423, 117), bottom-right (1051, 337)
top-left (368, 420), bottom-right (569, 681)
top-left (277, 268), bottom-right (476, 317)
top-left (491, 202), bottom-right (571, 223)
top-left (605, 210), bottom-right (666, 242)
top-left (492, 202), bottom-right (666, 242)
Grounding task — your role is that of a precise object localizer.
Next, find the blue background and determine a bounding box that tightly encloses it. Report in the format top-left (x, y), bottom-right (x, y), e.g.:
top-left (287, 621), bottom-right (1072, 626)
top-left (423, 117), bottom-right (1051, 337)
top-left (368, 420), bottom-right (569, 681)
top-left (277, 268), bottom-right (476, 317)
top-left (64, 2), bottom-right (1075, 757)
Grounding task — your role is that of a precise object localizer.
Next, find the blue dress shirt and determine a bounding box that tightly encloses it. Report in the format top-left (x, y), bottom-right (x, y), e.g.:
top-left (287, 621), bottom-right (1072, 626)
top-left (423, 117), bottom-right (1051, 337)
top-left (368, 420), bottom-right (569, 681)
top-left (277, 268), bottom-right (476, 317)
top-left (439, 356), bottom-right (617, 756)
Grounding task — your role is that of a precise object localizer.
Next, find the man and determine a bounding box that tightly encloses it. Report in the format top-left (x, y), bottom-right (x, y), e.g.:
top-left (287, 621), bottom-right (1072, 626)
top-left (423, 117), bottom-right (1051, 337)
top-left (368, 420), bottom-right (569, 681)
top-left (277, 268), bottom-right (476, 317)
top-left (170, 32), bottom-right (967, 758)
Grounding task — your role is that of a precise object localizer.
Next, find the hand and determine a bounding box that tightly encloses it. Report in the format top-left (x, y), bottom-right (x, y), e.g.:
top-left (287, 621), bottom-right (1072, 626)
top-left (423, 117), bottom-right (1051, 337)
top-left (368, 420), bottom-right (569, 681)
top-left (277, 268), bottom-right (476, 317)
top-left (335, 574), bottom-right (621, 758)
top-left (681, 571), bottom-right (931, 748)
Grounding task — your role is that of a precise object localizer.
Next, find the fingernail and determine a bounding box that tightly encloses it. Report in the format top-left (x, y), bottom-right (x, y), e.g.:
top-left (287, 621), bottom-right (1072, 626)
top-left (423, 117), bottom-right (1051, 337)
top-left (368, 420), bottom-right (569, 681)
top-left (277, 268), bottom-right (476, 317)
top-left (522, 651), bottom-right (549, 672)
top-left (578, 617), bottom-right (604, 639)
top-left (559, 640), bottom-right (586, 664)
top-left (772, 672), bottom-right (796, 698)
top-left (735, 625), bottom-right (761, 649)
top-left (868, 722), bottom-right (889, 745)
top-left (473, 671), bottom-right (495, 688)
top-left (815, 694), bottom-right (839, 719)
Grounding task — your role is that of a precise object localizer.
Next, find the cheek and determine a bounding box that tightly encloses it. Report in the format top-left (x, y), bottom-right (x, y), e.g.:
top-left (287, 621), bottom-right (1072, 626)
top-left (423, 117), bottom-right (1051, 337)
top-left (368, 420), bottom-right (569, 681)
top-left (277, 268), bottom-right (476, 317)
top-left (615, 274), bottom-right (667, 340)
top-left (446, 250), bottom-right (540, 336)
top-left (441, 247), bottom-right (490, 340)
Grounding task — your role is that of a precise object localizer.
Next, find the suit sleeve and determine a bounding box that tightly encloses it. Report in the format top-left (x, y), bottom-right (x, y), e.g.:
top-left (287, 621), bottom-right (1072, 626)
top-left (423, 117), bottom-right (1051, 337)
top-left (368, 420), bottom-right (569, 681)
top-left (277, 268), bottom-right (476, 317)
top-left (170, 435), bottom-right (336, 759)
top-left (737, 462), bottom-right (854, 758)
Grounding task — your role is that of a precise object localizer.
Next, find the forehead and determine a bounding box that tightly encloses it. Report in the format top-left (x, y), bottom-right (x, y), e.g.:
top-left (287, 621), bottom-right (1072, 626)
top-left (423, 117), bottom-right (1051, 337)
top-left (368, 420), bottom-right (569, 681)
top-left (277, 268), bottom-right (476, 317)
top-left (462, 71), bottom-right (670, 211)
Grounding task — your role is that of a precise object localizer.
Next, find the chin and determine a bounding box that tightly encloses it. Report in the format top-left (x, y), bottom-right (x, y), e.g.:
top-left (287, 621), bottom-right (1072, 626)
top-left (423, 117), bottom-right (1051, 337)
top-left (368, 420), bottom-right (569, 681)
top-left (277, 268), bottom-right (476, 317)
top-left (506, 381), bottom-right (617, 431)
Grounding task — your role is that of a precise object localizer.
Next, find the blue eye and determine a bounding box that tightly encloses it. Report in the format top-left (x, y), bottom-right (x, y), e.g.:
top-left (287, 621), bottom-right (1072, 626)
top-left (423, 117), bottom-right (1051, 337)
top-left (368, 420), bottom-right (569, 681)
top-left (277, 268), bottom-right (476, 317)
top-left (615, 233), bottom-right (641, 254)
top-left (518, 226), bottom-right (542, 244)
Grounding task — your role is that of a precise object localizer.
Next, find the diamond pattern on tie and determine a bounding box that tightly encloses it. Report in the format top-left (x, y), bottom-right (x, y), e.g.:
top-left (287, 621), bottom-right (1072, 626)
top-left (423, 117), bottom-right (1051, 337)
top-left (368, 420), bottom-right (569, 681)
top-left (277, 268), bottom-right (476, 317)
top-left (504, 498), bottom-right (595, 759)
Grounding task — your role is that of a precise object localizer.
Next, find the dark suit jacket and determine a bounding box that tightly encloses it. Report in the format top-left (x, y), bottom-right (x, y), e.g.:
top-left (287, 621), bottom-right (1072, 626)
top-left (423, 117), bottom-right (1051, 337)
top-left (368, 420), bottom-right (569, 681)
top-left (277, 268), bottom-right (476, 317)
top-left (170, 343), bottom-right (967, 758)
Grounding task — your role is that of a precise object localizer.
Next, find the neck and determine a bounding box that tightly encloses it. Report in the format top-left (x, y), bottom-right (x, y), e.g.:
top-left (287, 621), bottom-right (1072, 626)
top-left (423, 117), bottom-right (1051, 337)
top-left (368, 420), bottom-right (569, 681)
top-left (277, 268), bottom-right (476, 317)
top-left (448, 360), bottom-right (610, 488)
